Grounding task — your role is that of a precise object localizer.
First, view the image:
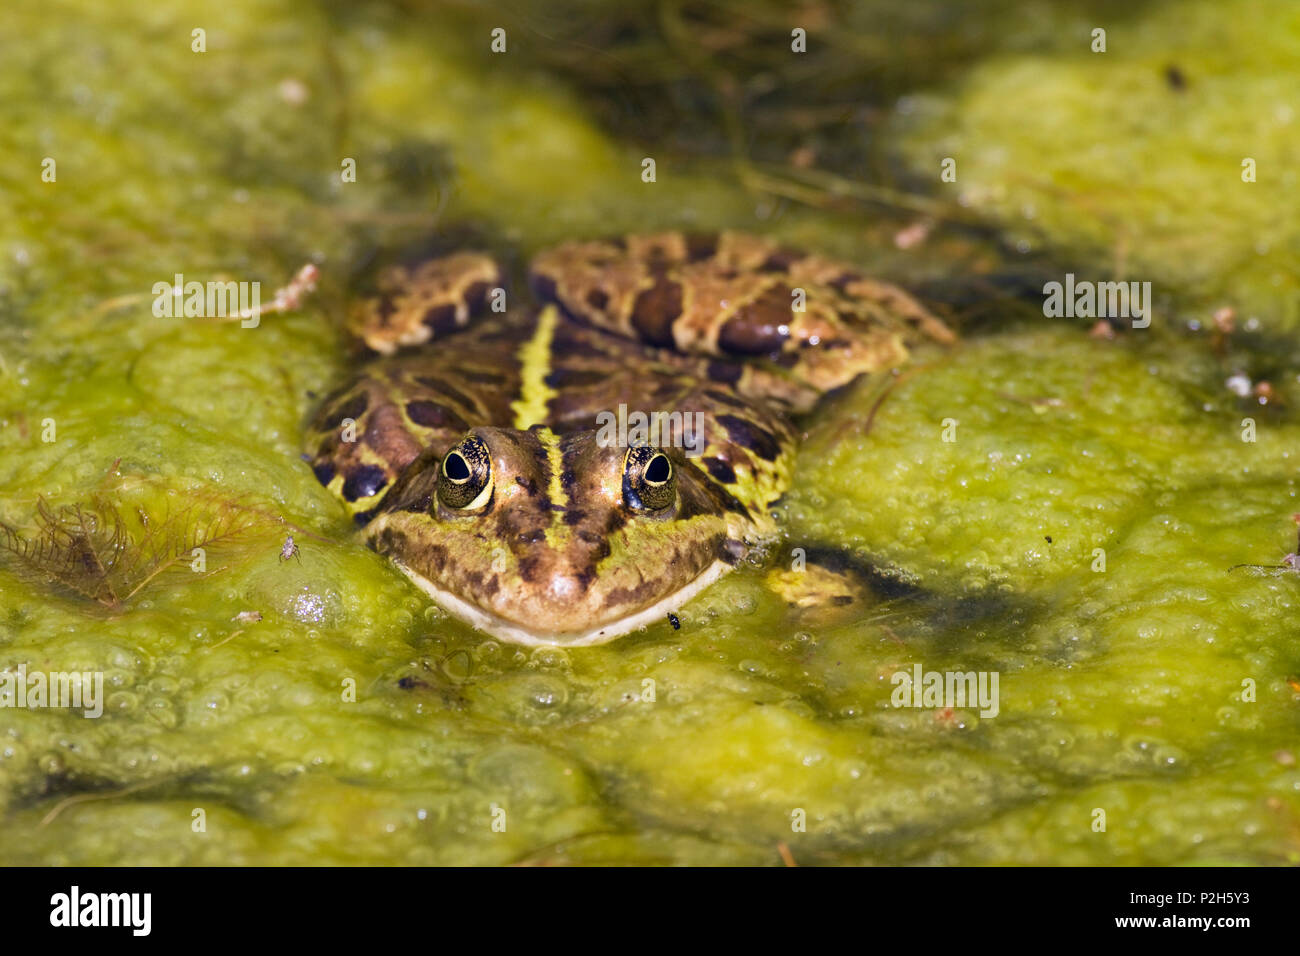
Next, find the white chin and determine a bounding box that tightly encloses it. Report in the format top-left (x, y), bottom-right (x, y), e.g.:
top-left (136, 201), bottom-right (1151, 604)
top-left (389, 559), bottom-right (732, 646)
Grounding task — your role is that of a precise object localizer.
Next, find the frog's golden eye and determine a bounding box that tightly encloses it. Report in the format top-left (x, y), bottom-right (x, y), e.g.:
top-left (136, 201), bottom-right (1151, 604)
top-left (623, 445), bottom-right (676, 512)
top-left (438, 435), bottom-right (493, 510)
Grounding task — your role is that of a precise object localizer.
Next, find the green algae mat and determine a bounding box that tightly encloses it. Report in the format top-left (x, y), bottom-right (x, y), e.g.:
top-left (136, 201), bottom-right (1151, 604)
top-left (2, 0), bottom-right (1299, 865)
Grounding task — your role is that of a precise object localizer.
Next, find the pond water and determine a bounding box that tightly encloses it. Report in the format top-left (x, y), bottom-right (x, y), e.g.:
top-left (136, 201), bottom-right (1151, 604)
top-left (1, 0), bottom-right (1298, 864)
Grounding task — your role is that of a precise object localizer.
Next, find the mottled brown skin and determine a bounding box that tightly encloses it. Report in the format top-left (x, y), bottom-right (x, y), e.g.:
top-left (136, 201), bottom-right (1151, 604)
top-left (306, 231), bottom-right (953, 645)
top-left (308, 319), bottom-right (523, 517)
top-left (530, 231), bottom-right (954, 394)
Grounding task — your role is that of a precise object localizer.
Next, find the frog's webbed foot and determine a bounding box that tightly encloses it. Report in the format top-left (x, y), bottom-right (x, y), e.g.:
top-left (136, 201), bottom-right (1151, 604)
top-left (765, 545), bottom-right (922, 629)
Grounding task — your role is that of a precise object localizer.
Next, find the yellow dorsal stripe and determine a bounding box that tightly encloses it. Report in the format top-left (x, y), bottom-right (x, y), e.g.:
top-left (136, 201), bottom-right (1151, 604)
top-left (511, 305), bottom-right (559, 429)
top-left (539, 427), bottom-right (568, 547)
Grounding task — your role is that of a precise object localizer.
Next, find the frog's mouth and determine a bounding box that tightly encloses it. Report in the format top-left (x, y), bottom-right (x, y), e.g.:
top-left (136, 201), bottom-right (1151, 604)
top-left (389, 557), bottom-right (732, 647)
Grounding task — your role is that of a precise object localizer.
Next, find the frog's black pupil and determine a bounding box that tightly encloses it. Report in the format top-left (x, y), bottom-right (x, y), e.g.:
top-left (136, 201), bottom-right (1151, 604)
top-left (445, 453), bottom-right (470, 481)
top-left (645, 455), bottom-right (670, 483)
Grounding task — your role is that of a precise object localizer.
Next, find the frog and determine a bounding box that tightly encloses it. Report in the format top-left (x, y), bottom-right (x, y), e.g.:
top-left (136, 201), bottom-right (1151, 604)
top-left (305, 232), bottom-right (954, 646)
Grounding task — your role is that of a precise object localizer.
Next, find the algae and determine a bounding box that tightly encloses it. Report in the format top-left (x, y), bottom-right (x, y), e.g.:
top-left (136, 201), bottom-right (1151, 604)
top-left (896, 0), bottom-right (1300, 329)
top-left (1, 0), bottom-right (1298, 866)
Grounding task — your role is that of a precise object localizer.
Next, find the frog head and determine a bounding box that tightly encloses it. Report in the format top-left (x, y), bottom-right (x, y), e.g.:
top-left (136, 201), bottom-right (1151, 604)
top-left (365, 426), bottom-right (747, 645)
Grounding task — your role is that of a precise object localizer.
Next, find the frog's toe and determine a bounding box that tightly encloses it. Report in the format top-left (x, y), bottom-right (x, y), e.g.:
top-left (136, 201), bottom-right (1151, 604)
top-left (765, 563), bottom-right (871, 626)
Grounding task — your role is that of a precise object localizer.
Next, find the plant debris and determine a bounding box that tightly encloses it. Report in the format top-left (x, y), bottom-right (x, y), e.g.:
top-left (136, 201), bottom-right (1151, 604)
top-left (0, 478), bottom-right (315, 611)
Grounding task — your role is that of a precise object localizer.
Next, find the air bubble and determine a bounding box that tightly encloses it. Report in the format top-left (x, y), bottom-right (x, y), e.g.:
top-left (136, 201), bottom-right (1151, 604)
top-left (525, 677), bottom-right (568, 710)
top-left (530, 647), bottom-right (570, 670)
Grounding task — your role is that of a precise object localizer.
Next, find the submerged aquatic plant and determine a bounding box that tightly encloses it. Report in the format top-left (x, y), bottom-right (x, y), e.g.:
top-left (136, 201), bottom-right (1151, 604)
top-left (0, 475), bottom-right (314, 611)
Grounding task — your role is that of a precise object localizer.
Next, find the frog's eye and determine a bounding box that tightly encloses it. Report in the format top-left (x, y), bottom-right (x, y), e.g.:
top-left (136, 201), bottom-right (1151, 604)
top-left (438, 435), bottom-right (493, 510)
top-left (623, 445), bottom-right (676, 512)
